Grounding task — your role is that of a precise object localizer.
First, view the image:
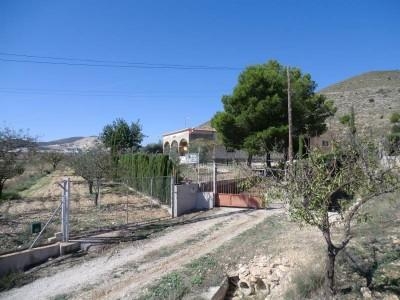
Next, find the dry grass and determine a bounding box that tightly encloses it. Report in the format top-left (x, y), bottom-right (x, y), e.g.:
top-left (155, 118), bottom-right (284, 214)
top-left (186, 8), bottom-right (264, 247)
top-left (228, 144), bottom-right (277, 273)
top-left (0, 170), bottom-right (170, 254)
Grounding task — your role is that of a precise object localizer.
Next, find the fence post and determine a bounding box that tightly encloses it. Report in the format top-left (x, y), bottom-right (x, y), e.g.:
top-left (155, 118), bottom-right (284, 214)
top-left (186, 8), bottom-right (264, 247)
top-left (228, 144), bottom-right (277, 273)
top-left (61, 179), bottom-right (70, 242)
top-left (66, 178), bottom-right (70, 241)
top-left (213, 160), bottom-right (217, 207)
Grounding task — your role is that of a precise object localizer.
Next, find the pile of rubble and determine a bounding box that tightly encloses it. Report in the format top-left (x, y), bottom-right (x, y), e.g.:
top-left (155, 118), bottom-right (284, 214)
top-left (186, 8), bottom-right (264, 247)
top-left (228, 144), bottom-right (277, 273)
top-left (227, 255), bottom-right (295, 299)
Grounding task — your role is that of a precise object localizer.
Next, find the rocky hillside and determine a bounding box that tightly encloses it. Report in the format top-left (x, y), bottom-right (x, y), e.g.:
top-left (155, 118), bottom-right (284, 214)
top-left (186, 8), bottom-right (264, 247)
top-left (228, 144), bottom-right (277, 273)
top-left (319, 70), bottom-right (400, 137)
top-left (38, 136), bottom-right (99, 152)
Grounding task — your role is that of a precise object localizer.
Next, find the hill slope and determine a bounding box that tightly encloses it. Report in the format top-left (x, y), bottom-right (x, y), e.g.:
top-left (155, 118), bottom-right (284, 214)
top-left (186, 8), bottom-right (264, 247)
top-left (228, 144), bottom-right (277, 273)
top-left (38, 137), bottom-right (86, 146)
top-left (38, 136), bottom-right (99, 152)
top-left (320, 70), bottom-right (400, 137)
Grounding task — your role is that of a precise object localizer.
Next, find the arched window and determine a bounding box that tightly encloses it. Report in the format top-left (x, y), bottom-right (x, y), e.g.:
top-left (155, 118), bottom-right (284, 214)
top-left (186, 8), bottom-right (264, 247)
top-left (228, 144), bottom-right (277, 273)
top-left (179, 139), bottom-right (188, 156)
top-left (171, 140), bottom-right (179, 154)
top-left (163, 142), bottom-right (170, 154)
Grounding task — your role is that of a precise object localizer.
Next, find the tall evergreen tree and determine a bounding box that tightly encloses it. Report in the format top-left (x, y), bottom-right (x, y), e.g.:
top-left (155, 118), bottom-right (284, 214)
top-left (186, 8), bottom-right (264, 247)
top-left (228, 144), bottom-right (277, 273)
top-left (212, 60), bottom-right (336, 164)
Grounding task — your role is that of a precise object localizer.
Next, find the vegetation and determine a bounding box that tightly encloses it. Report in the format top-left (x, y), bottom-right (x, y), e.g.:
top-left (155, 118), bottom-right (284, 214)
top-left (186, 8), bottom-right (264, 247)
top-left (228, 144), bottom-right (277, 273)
top-left (0, 127), bottom-right (36, 198)
top-left (142, 141), bottom-right (163, 154)
top-left (339, 106), bottom-right (357, 137)
top-left (119, 153), bottom-right (173, 178)
top-left (139, 254), bottom-right (220, 300)
top-left (1, 172), bottom-right (46, 201)
top-left (188, 138), bottom-right (215, 163)
top-left (0, 271), bottom-right (24, 292)
top-left (69, 146), bottom-right (112, 206)
top-left (211, 60), bottom-right (336, 164)
top-left (386, 112), bottom-right (400, 155)
top-left (286, 136), bottom-right (400, 297)
top-left (41, 151), bottom-right (64, 171)
top-left (118, 153), bottom-right (173, 203)
top-left (284, 265), bottom-right (325, 299)
top-left (100, 118), bottom-right (145, 155)
top-left (139, 271), bottom-right (188, 300)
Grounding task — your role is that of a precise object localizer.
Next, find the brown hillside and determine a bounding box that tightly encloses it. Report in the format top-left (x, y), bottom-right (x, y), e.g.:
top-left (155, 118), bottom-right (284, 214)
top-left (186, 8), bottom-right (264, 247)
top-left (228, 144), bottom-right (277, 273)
top-left (320, 70), bottom-right (400, 137)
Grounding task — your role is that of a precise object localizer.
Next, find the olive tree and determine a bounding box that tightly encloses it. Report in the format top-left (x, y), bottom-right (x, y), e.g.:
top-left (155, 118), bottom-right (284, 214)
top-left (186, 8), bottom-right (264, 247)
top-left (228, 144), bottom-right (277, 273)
top-left (286, 137), bottom-right (400, 297)
top-left (0, 127), bottom-right (35, 198)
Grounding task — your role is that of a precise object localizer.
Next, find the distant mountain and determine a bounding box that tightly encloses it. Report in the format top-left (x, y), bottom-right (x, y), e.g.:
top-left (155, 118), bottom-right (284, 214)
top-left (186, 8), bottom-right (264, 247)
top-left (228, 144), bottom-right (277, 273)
top-left (38, 137), bottom-right (86, 146)
top-left (320, 70), bottom-right (400, 137)
top-left (38, 136), bottom-right (100, 152)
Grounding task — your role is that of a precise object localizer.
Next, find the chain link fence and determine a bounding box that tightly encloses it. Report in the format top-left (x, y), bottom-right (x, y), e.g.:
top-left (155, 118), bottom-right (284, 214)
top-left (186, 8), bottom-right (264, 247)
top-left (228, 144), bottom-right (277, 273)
top-left (0, 175), bottom-right (173, 254)
top-left (0, 175), bottom-right (65, 254)
top-left (68, 177), bottom-right (172, 238)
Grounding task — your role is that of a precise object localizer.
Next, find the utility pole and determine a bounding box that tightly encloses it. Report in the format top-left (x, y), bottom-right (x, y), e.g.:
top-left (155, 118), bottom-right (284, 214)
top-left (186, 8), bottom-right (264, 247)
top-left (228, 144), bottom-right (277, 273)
top-left (287, 66), bottom-right (293, 165)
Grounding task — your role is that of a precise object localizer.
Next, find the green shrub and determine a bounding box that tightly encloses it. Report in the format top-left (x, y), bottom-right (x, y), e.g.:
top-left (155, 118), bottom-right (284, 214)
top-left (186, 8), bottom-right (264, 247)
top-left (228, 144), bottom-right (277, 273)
top-left (0, 191), bottom-right (21, 201)
top-left (0, 271), bottom-right (23, 291)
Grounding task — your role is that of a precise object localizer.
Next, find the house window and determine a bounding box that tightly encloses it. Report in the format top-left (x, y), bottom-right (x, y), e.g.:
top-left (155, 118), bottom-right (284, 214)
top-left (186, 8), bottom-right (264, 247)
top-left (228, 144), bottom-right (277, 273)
top-left (322, 140), bottom-right (329, 147)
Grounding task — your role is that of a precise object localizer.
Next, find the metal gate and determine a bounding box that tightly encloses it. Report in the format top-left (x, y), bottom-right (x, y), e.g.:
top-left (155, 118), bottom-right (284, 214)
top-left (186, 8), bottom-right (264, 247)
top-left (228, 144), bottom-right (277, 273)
top-left (215, 178), bottom-right (264, 209)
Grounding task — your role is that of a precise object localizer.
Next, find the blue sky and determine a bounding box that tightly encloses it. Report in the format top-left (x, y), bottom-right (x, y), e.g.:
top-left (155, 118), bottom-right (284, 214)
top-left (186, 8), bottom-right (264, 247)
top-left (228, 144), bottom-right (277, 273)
top-left (1, 0), bottom-right (399, 144)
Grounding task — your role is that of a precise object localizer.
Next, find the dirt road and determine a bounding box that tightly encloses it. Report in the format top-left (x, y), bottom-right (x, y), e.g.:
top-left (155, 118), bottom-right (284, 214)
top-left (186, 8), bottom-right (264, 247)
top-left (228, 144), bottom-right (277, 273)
top-left (1, 208), bottom-right (282, 300)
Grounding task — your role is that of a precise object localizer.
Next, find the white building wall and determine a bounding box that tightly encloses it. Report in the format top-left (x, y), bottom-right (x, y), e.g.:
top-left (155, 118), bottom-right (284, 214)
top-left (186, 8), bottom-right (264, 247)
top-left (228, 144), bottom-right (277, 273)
top-left (163, 129), bottom-right (190, 151)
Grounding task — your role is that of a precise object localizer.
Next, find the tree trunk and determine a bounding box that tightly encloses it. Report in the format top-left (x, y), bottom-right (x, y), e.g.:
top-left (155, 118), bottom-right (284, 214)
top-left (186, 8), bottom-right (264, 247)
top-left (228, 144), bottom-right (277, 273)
top-left (0, 181), bottom-right (4, 198)
top-left (94, 179), bottom-right (100, 207)
top-left (266, 152), bottom-right (271, 168)
top-left (247, 154), bottom-right (253, 167)
top-left (88, 181), bottom-right (93, 194)
top-left (94, 193), bottom-right (98, 207)
top-left (325, 246), bottom-right (337, 298)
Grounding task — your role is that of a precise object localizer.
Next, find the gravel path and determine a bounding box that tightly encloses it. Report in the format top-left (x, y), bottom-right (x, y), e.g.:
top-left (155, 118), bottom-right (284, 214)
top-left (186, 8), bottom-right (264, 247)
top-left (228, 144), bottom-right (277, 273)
top-left (1, 208), bottom-right (282, 300)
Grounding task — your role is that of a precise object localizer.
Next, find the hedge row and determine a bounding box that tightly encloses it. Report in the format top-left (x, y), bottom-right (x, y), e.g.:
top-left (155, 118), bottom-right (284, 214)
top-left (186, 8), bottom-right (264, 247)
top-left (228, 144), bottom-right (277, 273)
top-left (118, 153), bottom-right (173, 203)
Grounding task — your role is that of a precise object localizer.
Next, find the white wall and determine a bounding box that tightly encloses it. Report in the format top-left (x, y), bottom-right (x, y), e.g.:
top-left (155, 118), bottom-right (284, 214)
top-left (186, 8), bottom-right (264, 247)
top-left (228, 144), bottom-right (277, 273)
top-left (172, 184), bottom-right (214, 217)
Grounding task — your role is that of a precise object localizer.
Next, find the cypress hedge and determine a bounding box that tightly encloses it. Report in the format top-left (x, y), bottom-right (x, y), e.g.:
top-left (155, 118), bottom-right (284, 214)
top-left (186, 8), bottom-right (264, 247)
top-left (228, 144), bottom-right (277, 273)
top-left (118, 153), bottom-right (173, 203)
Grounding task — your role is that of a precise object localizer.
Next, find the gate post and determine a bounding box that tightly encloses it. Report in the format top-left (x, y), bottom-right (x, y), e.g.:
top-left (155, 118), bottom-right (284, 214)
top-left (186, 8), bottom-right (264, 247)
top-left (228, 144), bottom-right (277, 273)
top-left (170, 175), bottom-right (175, 218)
top-left (213, 160), bottom-right (217, 208)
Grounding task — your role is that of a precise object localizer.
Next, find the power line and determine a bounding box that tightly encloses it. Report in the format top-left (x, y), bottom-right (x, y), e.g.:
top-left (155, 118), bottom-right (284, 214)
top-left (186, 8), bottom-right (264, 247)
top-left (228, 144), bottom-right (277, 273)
top-left (0, 87), bottom-right (222, 98)
top-left (0, 51), bottom-right (240, 69)
top-left (0, 87), bottom-right (224, 94)
top-left (0, 51), bottom-right (242, 71)
top-left (0, 90), bottom-right (215, 98)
